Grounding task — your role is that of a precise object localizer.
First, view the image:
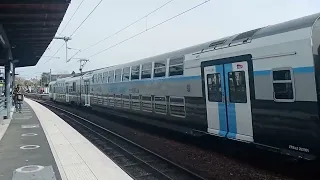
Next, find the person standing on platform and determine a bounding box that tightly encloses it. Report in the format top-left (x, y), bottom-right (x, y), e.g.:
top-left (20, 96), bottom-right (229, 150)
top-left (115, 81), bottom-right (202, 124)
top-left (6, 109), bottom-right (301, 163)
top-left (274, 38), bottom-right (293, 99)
top-left (13, 84), bottom-right (23, 113)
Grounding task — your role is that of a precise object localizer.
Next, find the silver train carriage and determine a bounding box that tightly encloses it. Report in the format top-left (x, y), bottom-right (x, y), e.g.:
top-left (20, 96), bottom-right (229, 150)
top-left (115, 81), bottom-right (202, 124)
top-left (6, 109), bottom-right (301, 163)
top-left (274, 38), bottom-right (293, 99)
top-left (50, 13), bottom-right (320, 160)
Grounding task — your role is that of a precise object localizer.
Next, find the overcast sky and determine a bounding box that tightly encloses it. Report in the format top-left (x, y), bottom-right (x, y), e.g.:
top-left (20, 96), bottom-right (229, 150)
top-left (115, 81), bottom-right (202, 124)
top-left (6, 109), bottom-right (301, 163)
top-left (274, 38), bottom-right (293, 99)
top-left (17, 0), bottom-right (320, 79)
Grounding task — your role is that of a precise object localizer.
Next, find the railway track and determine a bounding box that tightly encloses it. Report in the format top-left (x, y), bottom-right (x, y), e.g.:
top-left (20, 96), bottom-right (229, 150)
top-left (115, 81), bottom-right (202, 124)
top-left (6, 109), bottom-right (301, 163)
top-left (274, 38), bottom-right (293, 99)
top-left (36, 100), bottom-right (207, 180)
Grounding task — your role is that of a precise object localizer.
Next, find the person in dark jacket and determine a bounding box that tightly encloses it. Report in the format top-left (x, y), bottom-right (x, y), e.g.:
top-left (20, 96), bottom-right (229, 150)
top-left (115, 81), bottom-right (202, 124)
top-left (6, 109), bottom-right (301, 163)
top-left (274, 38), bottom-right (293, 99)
top-left (13, 84), bottom-right (23, 113)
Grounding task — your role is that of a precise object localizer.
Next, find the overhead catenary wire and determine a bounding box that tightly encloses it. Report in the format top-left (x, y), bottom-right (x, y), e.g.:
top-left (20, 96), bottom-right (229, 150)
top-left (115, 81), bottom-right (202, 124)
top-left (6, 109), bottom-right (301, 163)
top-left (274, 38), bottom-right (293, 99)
top-left (45, 0), bottom-right (85, 57)
top-left (81, 0), bottom-right (175, 52)
top-left (69, 0), bottom-right (103, 37)
top-left (43, 43), bottom-right (66, 64)
top-left (88, 0), bottom-right (211, 59)
top-left (43, 0), bottom-right (103, 65)
top-left (47, 0), bottom-right (211, 75)
top-left (59, 0), bottom-right (85, 34)
top-left (67, 0), bottom-right (175, 60)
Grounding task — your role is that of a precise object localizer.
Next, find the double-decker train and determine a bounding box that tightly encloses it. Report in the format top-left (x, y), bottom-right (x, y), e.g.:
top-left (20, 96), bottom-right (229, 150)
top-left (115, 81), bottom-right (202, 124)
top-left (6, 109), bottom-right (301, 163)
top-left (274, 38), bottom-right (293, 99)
top-left (49, 13), bottom-right (320, 160)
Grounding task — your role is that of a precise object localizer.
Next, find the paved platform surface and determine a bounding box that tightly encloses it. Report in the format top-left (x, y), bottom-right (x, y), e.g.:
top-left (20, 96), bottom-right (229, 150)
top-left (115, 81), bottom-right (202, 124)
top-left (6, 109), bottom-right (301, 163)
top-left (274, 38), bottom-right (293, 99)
top-left (26, 98), bottom-right (133, 180)
top-left (0, 102), bottom-right (62, 180)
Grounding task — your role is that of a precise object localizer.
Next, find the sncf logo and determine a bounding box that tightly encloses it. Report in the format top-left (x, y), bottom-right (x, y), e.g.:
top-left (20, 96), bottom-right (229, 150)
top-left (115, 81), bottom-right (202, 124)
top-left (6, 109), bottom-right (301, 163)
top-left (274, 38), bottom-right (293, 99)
top-left (237, 64), bottom-right (243, 69)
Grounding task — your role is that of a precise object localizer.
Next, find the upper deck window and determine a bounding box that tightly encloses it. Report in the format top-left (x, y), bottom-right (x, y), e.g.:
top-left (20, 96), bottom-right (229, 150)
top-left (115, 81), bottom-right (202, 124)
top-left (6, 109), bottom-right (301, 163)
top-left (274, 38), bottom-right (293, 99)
top-left (131, 65), bottom-right (140, 80)
top-left (154, 60), bottom-right (166, 78)
top-left (122, 67), bottom-right (130, 82)
top-left (141, 63), bottom-right (152, 79)
top-left (169, 57), bottom-right (184, 76)
top-left (272, 68), bottom-right (295, 102)
top-left (115, 69), bottom-right (122, 82)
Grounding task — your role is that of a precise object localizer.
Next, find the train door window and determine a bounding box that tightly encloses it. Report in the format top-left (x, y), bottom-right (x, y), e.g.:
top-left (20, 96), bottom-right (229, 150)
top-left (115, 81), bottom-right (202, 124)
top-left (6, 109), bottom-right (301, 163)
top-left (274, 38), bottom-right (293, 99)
top-left (154, 96), bottom-right (167, 114)
top-left (169, 97), bottom-right (186, 117)
top-left (169, 57), bottom-right (184, 76)
top-left (108, 71), bottom-right (114, 83)
top-left (141, 63), bottom-right (152, 79)
top-left (141, 96), bottom-right (152, 112)
top-left (131, 95), bottom-right (141, 111)
top-left (272, 68), bottom-right (295, 101)
top-left (122, 67), bottom-right (130, 82)
top-left (207, 73), bottom-right (222, 102)
top-left (228, 71), bottom-right (247, 103)
top-left (115, 69), bottom-right (122, 82)
top-left (154, 60), bottom-right (166, 78)
top-left (131, 65), bottom-right (140, 80)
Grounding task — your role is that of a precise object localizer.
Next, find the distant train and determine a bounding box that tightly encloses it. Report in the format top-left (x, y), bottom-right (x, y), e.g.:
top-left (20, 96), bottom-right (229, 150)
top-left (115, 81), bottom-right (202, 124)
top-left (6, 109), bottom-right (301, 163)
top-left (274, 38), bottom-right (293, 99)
top-left (49, 13), bottom-right (320, 160)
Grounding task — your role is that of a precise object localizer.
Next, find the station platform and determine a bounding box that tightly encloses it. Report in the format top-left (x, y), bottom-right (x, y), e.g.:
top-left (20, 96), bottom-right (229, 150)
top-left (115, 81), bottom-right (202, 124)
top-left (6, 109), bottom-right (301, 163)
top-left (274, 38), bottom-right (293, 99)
top-left (0, 98), bottom-right (133, 180)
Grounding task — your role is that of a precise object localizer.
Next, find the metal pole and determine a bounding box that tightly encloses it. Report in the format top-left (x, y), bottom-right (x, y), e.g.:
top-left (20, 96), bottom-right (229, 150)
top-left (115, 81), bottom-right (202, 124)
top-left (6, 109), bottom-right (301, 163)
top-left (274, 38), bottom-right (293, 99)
top-left (4, 62), bottom-right (11, 119)
top-left (49, 69), bottom-right (51, 82)
top-left (12, 63), bottom-right (15, 99)
top-left (65, 41), bottom-right (68, 63)
top-left (79, 60), bottom-right (82, 105)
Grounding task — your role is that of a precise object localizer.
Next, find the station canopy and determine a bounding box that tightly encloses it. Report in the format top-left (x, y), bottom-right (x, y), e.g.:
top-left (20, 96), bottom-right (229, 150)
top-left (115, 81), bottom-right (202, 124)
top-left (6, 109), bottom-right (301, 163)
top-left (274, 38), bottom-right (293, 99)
top-left (0, 0), bottom-right (70, 67)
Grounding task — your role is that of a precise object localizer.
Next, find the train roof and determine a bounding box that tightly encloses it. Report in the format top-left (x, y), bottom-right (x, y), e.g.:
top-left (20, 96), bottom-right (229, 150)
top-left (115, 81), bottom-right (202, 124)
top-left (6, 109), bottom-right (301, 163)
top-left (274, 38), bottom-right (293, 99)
top-left (89, 12), bottom-right (320, 74)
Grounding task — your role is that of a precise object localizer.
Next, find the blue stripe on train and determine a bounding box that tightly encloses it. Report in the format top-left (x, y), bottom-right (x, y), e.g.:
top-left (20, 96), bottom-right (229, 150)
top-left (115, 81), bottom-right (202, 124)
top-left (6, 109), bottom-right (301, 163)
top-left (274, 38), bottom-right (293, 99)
top-left (216, 65), bottom-right (228, 137)
top-left (254, 66), bottom-right (314, 76)
top-left (224, 63), bottom-right (237, 140)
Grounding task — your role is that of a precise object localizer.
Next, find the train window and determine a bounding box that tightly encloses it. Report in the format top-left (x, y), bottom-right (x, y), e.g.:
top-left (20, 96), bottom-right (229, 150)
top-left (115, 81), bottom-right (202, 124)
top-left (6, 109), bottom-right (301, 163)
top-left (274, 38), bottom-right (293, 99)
top-left (108, 94), bottom-right (115, 106)
top-left (272, 69), bottom-right (294, 101)
top-left (115, 69), bottom-right (122, 82)
top-left (154, 96), bottom-right (167, 114)
top-left (131, 65), bottom-right (140, 80)
top-left (169, 97), bottom-right (186, 117)
top-left (103, 72), bottom-right (108, 82)
top-left (131, 95), bottom-right (141, 111)
top-left (122, 95), bottom-right (130, 109)
top-left (142, 63), bottom-right (152, 79)
top-left (94, 74), bottom-right (98, 83)
top-left (228, 71), bottom-right (247, 103)
top-left (72, 82), bottom-right (76, 92)
top-left (108, 71), bottom-right (114, 83)
top-left (99, 73), bottom-right (103, 82)
top-left (169, 57), bottom-right (184, 76)
top-left (115, 94), bottom-right (122, 108)
top-left (141, 96), bottom-right (152, 112)
top-left (154, 60), bottom-right (166, 78)
top-left (207, 73), bottom-right (222, 102)
top-left (122, 67), bottom-right (130, 82)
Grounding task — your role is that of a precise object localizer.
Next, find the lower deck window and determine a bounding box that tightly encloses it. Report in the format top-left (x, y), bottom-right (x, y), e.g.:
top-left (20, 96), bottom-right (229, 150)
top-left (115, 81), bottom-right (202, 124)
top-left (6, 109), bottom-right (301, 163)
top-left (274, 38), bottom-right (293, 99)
top-left (103, 95), bottom-right (109, 106)
top-left (272, 69), bottom-right (295, 101)
top-left (131, 95), bottom-right (140, 110)
top-left (109, 94), bottom-right (115, 106)
top-left (154, 96), bottom-right (167, 114)
top-left (141, 96), bottom-right (152, 112)
top-left (115, 95), bottom-right (122, 108)
top-left (122, 95), bottom-right (130, 109)
top-left (169, 97), bottom-right (186, 117)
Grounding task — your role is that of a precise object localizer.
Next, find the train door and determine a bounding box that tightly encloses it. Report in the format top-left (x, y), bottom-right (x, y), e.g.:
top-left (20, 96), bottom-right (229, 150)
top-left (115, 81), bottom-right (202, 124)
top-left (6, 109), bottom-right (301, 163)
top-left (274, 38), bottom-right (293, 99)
top-left (84, 80), bottom-right (90, 106)
top-left (203, 57), bottom-right (253, 142)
